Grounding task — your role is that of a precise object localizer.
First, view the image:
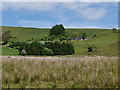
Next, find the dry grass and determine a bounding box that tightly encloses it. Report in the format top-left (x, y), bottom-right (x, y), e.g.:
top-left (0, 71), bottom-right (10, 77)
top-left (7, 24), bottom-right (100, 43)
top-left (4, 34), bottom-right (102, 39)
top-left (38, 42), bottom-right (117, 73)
top-left (2, 56), bottom-right (118, 88)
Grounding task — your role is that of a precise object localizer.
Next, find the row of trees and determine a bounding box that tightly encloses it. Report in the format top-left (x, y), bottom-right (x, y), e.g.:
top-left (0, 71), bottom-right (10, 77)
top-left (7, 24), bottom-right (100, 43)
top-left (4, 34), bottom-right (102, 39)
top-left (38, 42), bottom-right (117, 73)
top-left (44, 41), bottom-right (74, 55)
top-left (9, 41), bottom-right (74, 56)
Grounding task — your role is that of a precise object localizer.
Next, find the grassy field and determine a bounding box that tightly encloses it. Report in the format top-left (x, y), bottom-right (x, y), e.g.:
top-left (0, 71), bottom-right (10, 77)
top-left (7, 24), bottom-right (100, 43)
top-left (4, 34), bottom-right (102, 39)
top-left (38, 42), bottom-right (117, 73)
top-left (1, 26), bottom-right (118, 56)
top-left (1, 26), bottom-right (118, 88)
top-left (1, 47), bottom-right (18, 56)
top-left (2, 56), bottom-right (118, 88)
top-left (73, 32), bottom-right (118, 56)
top-left (2, 26), bottom-right (110, 41)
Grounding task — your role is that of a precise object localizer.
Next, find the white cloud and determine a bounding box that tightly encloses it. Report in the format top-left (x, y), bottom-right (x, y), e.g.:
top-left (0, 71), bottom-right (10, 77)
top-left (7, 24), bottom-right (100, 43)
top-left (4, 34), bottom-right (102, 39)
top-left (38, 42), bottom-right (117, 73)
top-left (2, 2), bottom-right (58, 11)
top-left (3, 2), bottom-right (108, 20)
top-left (17, 20), bottom-right (55, 28)
top-left (62, 2), bottom-right (107, 20)
top-left (81, 8), bottom-right (106, 20)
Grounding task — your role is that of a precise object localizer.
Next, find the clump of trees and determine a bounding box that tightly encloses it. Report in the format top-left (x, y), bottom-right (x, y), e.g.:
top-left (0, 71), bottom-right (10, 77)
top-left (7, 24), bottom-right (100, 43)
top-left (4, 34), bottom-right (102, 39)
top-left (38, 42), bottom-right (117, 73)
top-left (112, 28), bottom-right (117, 33)
top-left (82, 33), bottom-right (86, 40)
top-left (9, 41), bottom-right (74, 56)
top-left (2, 31), bottom-right (12, 41)
top-left (41, 24), bottom-right (68, 41)
top-left (18, 41), bottom-right (54, 56)
top-left (49, 24), bottom-right (65, 36)
top-left (44, 41), bottom-right (74, 55)
top-left (2, 40), bottom-right (8, 45)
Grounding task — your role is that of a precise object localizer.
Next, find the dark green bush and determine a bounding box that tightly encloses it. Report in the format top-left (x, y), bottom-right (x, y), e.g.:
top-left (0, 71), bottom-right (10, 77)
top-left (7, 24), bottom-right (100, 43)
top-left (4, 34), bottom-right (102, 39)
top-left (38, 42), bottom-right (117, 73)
top-left (44, 41), bottom-right (74, 55)
top-left (82, 33), bottom-right (86, 40)
top-left (59, 35), bottom-right (67, 41)
top-left (43, 47), bottom-right (54, 56)
top-left (18, 41), bottom-right (54, 56)
top-left (88, 46), bottom-right (92, 52)
top-left (49, 24), bottom-right (65, 36)
top-left (17, 41), bottom-right (74, 56)
top-left (18, 42), bottom-right (29, 54)
top-left (87, 45), bottom-right (98, 53)
top-left (2, 40), bottom-right (8, 45)
top-left (9, 41), bottom-right (20, 48)
top-left (47, 35), bottom-right (55, 41)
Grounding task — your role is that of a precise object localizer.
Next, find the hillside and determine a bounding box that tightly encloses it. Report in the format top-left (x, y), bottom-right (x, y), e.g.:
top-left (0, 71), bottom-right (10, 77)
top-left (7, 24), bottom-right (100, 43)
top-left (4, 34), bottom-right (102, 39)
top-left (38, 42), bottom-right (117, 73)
top-left (2, 26), bottom-right (110, 41)
top-left (1, 26), bottom-right (118, 56)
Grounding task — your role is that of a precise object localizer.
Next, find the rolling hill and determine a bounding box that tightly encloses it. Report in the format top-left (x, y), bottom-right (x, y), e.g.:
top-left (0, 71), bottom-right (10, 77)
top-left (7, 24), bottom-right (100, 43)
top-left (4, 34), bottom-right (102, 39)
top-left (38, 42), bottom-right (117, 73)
top-left (1, 26), bottom-right (118, 56)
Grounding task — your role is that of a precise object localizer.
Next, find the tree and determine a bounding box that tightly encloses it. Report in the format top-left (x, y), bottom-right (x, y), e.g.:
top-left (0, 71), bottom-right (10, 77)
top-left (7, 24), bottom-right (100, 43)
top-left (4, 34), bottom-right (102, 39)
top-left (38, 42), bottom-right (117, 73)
top-left (2, 31), bottom-right (12, 41)
top-left (112, 28), bottom-right (117, 33)
top-left (49, 24), bottom-right (65, 36)
top-left (82, 33), bottom-right (86, 40)
top-left (92, 34), bottom-right (96, 38)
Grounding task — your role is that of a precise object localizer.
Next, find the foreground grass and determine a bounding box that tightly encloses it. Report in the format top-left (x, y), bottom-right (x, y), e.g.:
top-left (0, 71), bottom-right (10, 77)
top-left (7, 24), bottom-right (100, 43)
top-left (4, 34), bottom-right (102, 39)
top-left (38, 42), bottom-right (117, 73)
top-left (2, 56), bottom-right (118, 88)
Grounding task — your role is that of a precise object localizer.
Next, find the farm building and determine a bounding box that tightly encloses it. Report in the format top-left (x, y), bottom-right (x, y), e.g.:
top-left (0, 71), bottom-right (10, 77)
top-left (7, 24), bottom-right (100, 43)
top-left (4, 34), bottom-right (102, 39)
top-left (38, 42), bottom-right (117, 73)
top-left (71, 38), bottom-right (83, 41)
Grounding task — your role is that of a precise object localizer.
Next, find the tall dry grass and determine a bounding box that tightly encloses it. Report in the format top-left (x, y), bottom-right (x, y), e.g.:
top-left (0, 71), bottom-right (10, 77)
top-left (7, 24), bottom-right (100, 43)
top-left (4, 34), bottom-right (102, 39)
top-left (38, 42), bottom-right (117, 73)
top-left (2, 56), bottom-right (118, 88)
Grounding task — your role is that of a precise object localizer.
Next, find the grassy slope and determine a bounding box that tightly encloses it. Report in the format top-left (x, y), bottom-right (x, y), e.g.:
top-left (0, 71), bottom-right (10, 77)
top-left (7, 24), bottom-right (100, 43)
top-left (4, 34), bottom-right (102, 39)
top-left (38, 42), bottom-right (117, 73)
top-left (2, 26), bottom-right (110, 41)
top-left (1, 47), bottom-right (18, 56)
top-left (73, 32), bottom-right (118, 56)
top-left (1, 26), bottom-right (118, 56)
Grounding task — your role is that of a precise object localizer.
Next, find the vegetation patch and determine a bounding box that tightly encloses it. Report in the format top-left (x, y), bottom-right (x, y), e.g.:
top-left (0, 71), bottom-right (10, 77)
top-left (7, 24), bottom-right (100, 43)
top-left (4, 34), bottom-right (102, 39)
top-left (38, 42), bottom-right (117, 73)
top-left (2, 56), bottom-right (118, 88)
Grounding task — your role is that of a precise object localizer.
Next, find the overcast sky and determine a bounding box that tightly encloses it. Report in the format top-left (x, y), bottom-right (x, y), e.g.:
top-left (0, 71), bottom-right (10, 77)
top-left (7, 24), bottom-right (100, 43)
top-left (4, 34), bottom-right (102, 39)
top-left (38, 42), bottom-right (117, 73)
top-left (2, 2), bottom-right (118, 29)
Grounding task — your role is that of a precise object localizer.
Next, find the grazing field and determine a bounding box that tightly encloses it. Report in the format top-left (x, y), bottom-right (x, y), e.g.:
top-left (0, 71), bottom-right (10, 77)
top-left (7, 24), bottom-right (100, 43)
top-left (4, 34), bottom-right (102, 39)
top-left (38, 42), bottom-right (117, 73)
top-left (1, 47), bottom-right (18, 56)
top-left (2, 56), bottom-right (118, 88)
top-left (2, 26), bottom-right (110, 41)
top-left (1, 26), bottom-right (118, 56)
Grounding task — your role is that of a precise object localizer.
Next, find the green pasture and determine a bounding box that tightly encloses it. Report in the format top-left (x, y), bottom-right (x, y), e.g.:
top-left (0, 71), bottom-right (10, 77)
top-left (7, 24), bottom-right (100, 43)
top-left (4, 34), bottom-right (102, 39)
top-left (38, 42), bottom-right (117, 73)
top-left (1, 26), bottom-right (118, 56)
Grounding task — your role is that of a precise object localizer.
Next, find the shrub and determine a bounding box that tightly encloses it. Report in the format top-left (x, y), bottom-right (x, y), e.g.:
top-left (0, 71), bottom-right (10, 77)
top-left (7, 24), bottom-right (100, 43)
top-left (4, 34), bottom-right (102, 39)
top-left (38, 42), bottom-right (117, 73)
top-left (18, 42), bottom-right (29, 54)
top-left (88, 46), bottom-right (93, 52)
top-left (59, 35), bottom-right (66, 41)
top-left (82, 33), bottom-right (86, 40)
top-left (43, 47), bottom-right (54, 56)
top-left (112, 28), bottom-right (117, 33)
top-left (41, 38), bottom-right (44, 41)
top-left (18, 41), bottom-right (54, 56)
top-left (9, 41), bottom-right (20, 48)
top-left (92, 34), bottom-right (96, 38)
top-left (2, 40), bottom-right (8, 45)
top-left (87, 45), bottom-right (98, 53)
top-left (26, 42), bottom-right (44, 55)
top-left (2, 31), bottom-right (12, 41)
top-left (47, 35), bottom-right (55, 41)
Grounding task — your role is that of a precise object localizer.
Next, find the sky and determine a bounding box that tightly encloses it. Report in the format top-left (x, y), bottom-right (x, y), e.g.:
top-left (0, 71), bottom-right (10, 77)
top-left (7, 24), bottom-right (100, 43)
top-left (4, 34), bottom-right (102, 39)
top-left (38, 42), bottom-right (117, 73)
top-left (1, 2), bottom-right (118, 29)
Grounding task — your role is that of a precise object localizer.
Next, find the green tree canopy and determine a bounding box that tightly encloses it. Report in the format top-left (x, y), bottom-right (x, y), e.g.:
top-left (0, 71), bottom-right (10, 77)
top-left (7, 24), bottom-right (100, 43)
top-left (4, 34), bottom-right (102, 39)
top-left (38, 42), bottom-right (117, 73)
top-left (49, 24), bottom-right (65, 36)
top-left (2, 31), bottom-right (12, 41)
top-left (82, 33), bottom-right (86, 40)
top-left (112, 28), bottom-right (117, 33)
